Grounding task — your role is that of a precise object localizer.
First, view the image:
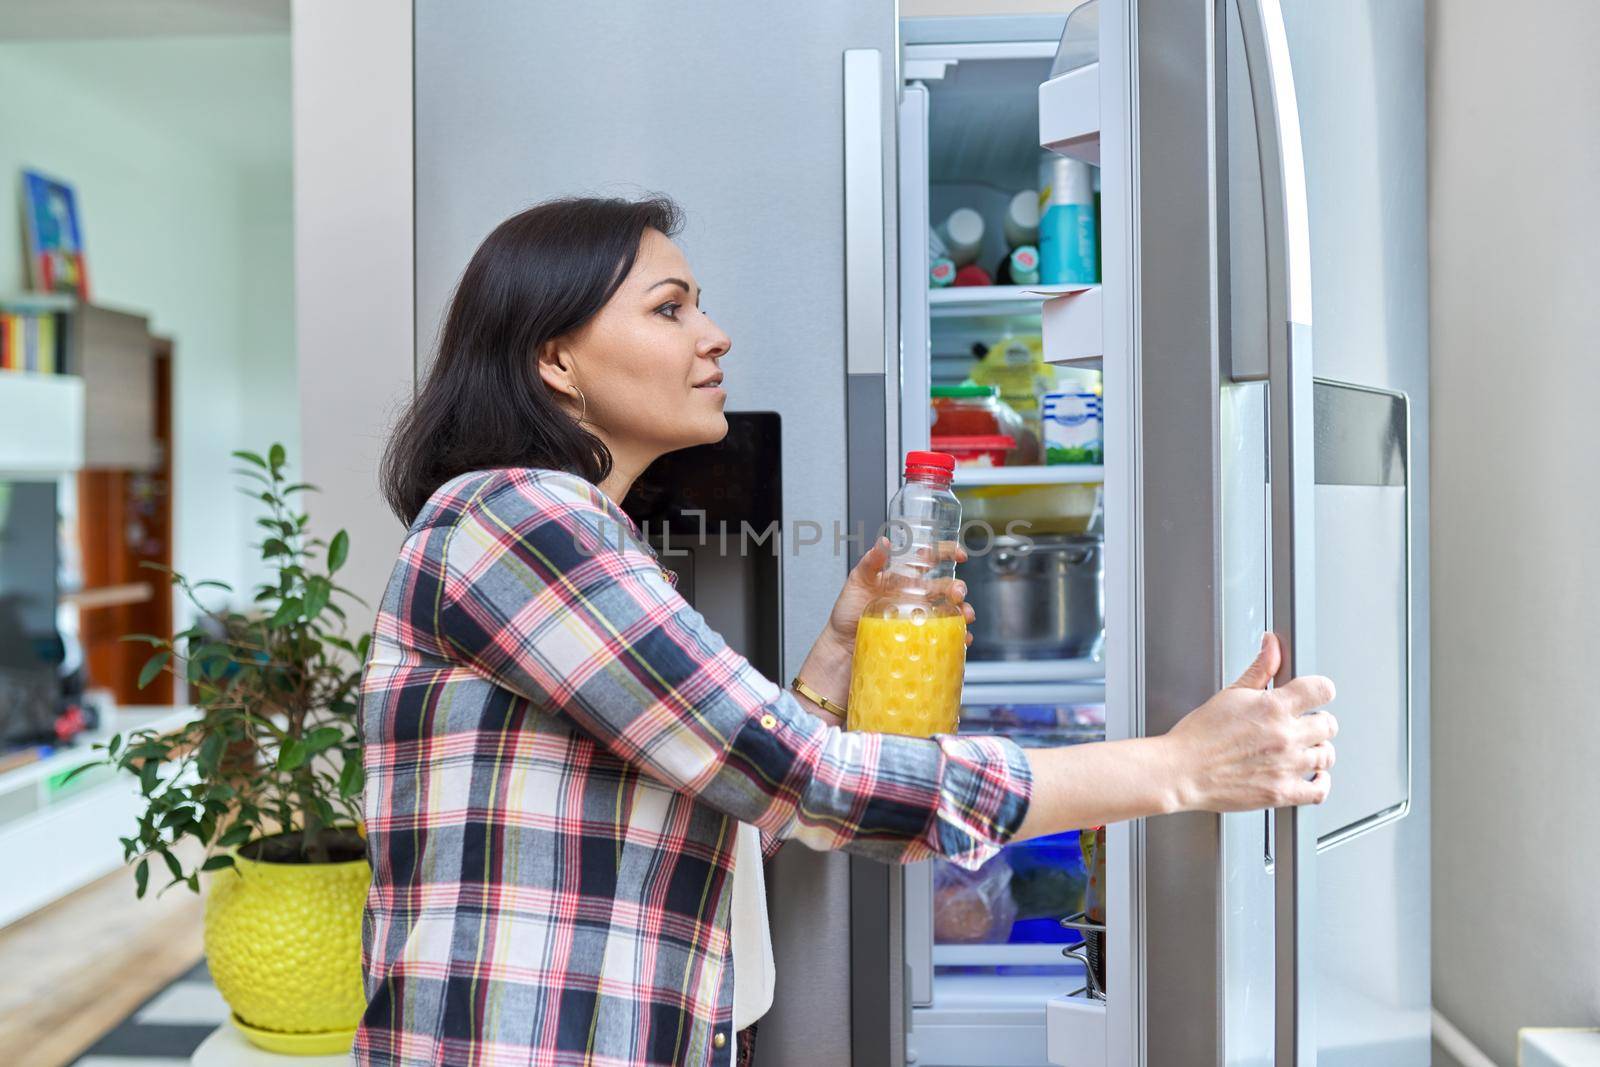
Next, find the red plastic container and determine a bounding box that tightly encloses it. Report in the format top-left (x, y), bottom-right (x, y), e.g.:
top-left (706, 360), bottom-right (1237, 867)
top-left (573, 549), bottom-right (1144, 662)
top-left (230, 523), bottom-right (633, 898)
top-left (930, 434), bottom-right (1016, 468)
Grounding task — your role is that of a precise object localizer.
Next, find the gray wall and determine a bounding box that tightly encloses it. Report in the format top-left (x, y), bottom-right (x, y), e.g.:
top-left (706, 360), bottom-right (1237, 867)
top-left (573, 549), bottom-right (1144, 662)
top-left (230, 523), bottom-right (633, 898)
top-left (291, 0), bottom-right (415, 614)
top-left (1429, 1), bottom-right (1600, 1063)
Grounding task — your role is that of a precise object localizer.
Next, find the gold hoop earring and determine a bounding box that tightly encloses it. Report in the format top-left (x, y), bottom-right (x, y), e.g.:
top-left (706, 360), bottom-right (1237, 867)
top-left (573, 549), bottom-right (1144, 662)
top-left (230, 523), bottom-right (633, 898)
top-left (572, 386), bottom-right (588, 424)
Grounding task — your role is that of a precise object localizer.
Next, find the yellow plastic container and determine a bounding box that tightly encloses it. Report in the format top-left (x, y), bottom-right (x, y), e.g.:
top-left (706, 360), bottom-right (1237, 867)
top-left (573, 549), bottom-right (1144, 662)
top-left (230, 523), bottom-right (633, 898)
top-left (204, 848), bottom-right (370, 1051)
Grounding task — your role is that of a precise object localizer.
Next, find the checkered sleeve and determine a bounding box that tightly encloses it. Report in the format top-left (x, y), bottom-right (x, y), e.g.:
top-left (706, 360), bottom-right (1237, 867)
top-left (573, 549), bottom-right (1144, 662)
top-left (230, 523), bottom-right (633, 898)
top-left (435, 470), bottom-right (1032, 870)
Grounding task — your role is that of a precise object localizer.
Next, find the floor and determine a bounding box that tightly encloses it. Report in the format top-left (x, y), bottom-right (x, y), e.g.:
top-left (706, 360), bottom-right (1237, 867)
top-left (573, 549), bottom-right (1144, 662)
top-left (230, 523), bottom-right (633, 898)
top-left (0, 856), bottom-right (206, 1067)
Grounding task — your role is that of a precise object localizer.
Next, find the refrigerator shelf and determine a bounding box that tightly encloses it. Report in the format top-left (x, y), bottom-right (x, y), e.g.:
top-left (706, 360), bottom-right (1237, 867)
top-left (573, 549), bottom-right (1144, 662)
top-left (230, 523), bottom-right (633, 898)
top-left (964, 657), bottom-right (1104, 685)
top-left (960, 680), bottom-right (1106, 708)
top-left (933, 943), bottom-right (1088, 968)
top-left (930, 283), bottom-right (1098, 319)
top-left (952, 463), bottom-right (1103, 487)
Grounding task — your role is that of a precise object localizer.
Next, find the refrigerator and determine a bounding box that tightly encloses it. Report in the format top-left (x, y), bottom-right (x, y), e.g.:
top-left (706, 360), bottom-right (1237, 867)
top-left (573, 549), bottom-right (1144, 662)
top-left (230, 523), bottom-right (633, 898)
top-left (410, 1), bottom-right (1429, 1064)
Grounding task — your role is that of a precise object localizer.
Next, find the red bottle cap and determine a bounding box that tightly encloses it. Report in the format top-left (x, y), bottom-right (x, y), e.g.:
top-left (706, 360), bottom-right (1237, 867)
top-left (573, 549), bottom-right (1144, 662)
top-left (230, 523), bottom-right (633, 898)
top-left (905, 450), bottom-right (957, 474)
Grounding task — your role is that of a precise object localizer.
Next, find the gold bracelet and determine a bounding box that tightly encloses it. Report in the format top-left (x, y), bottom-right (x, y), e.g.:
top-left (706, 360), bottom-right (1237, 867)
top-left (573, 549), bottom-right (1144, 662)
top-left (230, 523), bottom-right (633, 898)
top-left (791, 675), bottom-right (848, 718)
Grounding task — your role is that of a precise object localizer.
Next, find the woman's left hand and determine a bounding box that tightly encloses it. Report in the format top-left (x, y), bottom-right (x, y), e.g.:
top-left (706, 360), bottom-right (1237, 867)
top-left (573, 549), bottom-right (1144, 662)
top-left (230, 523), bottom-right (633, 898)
top-left (825, 537), bottom-right (978, 649)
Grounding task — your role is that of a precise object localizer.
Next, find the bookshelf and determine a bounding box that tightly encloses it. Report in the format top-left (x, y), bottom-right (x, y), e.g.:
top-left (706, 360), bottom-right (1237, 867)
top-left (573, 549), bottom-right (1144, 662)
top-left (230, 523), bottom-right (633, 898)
top-left (0, 294), bottom-right (159, 470)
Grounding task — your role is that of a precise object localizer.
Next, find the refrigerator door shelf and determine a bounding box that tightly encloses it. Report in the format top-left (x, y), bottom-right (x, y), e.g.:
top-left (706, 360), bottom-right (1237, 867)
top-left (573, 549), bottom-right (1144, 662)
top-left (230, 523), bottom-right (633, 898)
top-left (1040, 286), bottom-right (1103, 367)
top-left (1039, 61), bottom-right (1100, 164)
top-left (1045, 994), bottom-right (1108, 1067)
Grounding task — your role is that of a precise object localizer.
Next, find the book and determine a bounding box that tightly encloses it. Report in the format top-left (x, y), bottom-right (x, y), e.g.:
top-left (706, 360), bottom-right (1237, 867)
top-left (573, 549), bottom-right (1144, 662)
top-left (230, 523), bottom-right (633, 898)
top-left (22, 170), bottom-right (90, 299)
top-left (0, 311), bottom-right (67, 374)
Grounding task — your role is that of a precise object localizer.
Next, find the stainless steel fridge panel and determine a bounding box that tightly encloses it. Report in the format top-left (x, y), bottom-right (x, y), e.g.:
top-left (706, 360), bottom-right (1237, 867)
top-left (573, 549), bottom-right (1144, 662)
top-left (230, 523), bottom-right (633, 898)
top-left (412, 6), bottom-right (899, 1067)
top-left (1279, 0), bottom-right (1431, 1060)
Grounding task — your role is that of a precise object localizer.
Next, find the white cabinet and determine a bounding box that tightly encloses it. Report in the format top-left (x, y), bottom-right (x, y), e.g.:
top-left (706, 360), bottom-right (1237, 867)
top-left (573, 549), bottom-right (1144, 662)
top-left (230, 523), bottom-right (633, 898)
top-left (0, 371), bottom-right (85, 476)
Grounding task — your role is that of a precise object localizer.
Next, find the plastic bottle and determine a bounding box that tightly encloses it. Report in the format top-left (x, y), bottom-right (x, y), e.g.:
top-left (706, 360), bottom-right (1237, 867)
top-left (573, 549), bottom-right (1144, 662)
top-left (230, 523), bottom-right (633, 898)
top-left (1038, 152), bottom-right (1099, 284)
top-left (1003, 189), bottom-right (1041, 247)
top-left (847, 451), bottom-right (967, 737)
top-left (936, 208), bottom-right (986, 268)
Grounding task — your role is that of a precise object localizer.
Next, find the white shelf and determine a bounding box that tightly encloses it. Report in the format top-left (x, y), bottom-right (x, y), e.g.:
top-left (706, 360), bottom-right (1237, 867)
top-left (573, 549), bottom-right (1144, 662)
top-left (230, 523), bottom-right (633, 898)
top-left (0, 705), bottom-right (201, 929)
top-left (1039, 61), bottom-right (1100, 165)
top-left (964, 657), bottom-right (1105, 685)
top-left (930, 283), bottom-right (1098, 319)
top-left (934, 942), bottom-right (1086, 967)
top-left (0, 291), bottom-right (76, 313)
top-left (952, 463), bottom-right (1103, 487)
top-left (1042, 285), bottom-right (1104, 366)
top-left (0, 705), bottom-right (199, 795)
top-left (0, 371), bottom-right (84, 476)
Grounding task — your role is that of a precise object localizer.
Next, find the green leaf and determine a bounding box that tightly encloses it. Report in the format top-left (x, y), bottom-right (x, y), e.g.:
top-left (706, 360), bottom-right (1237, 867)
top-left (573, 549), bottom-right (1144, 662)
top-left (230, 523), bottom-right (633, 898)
top-left (199, 733), bottom-right (225, 772)
top-left (277, 739), bottom-right (309, 772)
top-left (108, 734), bottom-right (122, 759)
top-left (304, 726), bottom-right (343, 753)
top-left (138, 651), bottom-right (172, 689)
top-left (261, 537), bottom-right (292, 559)
top-left (269, 443), bottom-right (286, 473)
top-left (337, 756), bottom-right (366, 799)
top-left (161, 848), bottom-right (183, 883)
top-left (59, 760), bottom-right (101, 784)
top-left (268, 597), bottom-right (303, 627)
top-left (219, 824), bottom-right (254, 848)
top-left (232, 449), bottom-right (269, 469)
top-left (201, 854), bottom-right (236, 872)
top-left (139, 759), bottom-right (160, 796)
top-left (327, 530), bottom-right (350, 574)
top-left (303, 577), bottom-right (331, 620)
top-left (135, 858), bottom-right (150, 898)
top-left (282, 482), bottom-right (318, 495)
top-left (121, 633), bottom-right (166, 647)
top-left (191, 579), bottom-right (233, 592)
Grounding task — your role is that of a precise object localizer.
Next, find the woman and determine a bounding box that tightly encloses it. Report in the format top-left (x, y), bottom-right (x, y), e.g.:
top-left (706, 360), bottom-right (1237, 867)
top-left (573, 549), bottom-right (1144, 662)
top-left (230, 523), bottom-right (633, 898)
top-left (356, 196), bottom-right (1336, 1067)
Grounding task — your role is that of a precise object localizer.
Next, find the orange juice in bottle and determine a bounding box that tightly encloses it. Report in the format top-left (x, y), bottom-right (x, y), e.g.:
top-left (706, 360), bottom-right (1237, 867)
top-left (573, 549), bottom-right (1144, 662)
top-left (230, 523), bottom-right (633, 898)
top-left (847, 451), bottom-right (966, 737)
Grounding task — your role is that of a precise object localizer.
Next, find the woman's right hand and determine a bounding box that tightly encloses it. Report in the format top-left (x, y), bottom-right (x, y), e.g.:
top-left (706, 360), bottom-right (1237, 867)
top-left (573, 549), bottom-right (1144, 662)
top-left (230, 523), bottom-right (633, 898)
top-left (1162, 632), bottom-right (1338, 812)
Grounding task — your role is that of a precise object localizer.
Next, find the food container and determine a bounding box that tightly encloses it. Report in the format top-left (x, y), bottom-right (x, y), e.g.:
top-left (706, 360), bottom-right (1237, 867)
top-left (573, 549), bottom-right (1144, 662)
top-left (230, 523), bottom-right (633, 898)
top-left (1041, 386), bottom-right (1103, 465)
top-left (1006, 830), bottom-right (1089, 943)
top-left (933, 853), bottom-right (1017, 944)
top-left (956, 481), bottom-right (1103, 536)
top-left (931, 385), bottom-right (1036, 465)
top-left (931, 434), bottom-right (1015, 468)
top-left (930, 384), bottom-right (1005, 436)
top-left (961, 532), bottom-right (1104, 661)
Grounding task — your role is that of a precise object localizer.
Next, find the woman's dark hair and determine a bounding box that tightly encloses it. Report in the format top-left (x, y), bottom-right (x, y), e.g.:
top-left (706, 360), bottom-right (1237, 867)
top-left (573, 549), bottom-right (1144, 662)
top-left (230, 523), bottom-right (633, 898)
top-left (381, 195), bottom-right (684, 525)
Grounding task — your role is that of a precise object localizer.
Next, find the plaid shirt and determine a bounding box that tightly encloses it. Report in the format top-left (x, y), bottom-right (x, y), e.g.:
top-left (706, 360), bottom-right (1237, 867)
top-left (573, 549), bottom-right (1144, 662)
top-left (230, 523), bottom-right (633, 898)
top-left (355, 468), bottom-right (1033, 1067)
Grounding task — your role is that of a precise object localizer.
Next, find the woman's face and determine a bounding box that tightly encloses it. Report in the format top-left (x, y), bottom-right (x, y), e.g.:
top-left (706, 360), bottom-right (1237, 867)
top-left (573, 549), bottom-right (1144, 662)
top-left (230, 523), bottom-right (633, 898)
top-left (541, 228), bottom-right (731, 464)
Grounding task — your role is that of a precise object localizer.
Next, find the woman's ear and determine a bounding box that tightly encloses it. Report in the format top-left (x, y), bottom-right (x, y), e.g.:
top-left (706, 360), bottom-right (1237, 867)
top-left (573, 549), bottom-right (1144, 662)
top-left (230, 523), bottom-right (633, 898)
top-left (536, 339), bottom-right (579, 401)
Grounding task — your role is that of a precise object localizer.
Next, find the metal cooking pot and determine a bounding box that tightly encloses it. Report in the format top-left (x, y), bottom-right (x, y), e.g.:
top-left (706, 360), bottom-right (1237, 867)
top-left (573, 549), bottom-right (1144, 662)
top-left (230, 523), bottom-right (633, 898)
top-left (961, 532), bottom-right (1104, 661)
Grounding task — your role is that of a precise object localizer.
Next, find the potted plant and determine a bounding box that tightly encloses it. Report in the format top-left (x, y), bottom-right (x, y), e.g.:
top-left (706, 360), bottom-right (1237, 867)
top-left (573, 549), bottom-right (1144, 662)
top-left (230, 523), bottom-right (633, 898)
top-left (82, 444), bottom-right (371, 1054)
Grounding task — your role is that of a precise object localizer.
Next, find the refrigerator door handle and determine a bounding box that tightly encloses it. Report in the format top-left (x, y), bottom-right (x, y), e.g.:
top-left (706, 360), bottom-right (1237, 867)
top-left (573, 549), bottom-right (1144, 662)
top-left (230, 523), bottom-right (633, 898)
top-left (1228, 0), bottom-right (1317, 1063)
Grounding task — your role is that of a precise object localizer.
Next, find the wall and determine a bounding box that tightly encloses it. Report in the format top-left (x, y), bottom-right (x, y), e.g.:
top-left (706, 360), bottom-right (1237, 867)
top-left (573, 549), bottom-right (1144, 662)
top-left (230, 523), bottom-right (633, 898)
top-left (291, 0), bottom-right (415, 614)
top-left (0, 36), bottom-right (295, 612)
top-left (1429, 1), bottom-right (1600, 1063)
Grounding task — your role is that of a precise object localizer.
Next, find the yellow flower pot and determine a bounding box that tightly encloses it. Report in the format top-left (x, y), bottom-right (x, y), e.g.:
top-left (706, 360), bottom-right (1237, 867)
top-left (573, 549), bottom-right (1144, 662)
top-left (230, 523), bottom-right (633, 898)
top-left (204, 847), bottom-right (370, 1053)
